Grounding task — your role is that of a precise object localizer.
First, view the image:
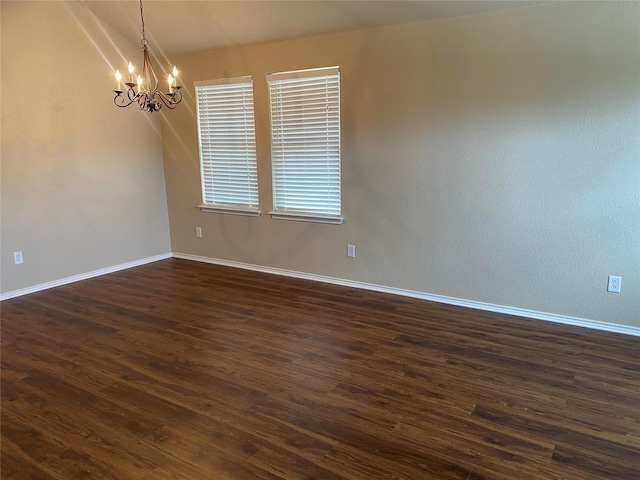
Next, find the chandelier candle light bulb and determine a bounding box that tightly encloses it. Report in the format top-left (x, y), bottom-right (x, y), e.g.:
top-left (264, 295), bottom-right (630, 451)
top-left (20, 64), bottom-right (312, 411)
top-left (112, 0), bottom-right (183, 112)
top-left (115, 70), bottom-right (122, 91)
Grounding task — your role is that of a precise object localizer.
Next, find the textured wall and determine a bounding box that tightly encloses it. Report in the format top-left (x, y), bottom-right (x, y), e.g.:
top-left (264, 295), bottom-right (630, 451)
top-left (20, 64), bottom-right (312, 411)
top-left (161, 1), bottom-right (639, 327)
top-left (1, 2), bottom-right (171, 293)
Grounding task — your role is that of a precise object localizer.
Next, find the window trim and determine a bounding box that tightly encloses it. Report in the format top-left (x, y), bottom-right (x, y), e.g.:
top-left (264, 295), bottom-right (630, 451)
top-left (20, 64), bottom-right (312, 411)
top-left (268, 211), bottom-right (344, 224)
top-left (199, 204), bottom-right (262, 217)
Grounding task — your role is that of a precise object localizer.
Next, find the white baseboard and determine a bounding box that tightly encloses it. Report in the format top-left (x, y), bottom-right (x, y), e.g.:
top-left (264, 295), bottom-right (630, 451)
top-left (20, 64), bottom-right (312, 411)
top-left (173, 252), bottom-right (640, 338)
top-left (0, 253), bottom-right (172, 301)
top-left (3, 251), bottom-right (636, 338)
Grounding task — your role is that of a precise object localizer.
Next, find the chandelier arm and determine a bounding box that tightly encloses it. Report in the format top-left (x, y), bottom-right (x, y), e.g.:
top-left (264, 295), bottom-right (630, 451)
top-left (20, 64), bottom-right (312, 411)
top-left (155, 90), bottom-right (181, 110)
top-left (171, 88), bottom-right (183, 104)
top-left (128, 88), bottom-right (141, 103)
top-left (165, 87), bottom-right (183, 105)
top-left (114, 90), bottom-right (136, 108)
top-left (137, 92), bottom-right (150, 111)
top-left (115, 88), bottom-right (181, 112)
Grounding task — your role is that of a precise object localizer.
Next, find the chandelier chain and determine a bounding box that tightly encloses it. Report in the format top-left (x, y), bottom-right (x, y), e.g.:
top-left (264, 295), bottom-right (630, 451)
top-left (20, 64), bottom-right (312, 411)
top-left (139, 0), bottom-right (148, 46)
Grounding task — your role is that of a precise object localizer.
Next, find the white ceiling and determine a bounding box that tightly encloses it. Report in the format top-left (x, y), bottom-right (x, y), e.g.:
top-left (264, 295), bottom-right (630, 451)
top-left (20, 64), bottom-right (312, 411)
top-left (85, 0), bottom-right (546, 56)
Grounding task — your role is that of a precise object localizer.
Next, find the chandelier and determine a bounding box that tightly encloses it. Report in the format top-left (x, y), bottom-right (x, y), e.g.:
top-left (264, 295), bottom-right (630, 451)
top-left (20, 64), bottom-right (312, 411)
top-left (113, 0), bottom-right (182, 112)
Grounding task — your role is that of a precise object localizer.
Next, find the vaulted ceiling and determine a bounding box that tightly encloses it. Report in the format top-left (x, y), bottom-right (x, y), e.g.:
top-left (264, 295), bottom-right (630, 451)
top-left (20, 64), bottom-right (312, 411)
top-left (85, 0), bottom-right (547, 56)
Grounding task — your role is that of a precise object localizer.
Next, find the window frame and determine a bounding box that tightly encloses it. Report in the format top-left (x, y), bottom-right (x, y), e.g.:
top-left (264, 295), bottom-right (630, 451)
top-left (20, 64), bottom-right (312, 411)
top-left (194, 76), bottom-right (261, 217)
top-left (266, 66), bottom-right (343, 224)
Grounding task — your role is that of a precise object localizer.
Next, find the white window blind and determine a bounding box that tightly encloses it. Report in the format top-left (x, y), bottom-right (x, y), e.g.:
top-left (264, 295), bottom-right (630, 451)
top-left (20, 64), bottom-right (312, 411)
top-left (267, 67), bottom-right (342, 223)
top-left (195, 76), bottom-right (260, 215)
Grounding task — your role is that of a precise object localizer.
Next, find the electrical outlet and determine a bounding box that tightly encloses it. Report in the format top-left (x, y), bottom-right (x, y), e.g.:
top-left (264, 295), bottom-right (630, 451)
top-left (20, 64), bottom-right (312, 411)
top-left (347, 244), bottom-right (356, 258)
top-left (13, 251), bottom-right (23, 265)
top-left (195, 227), bottom-right (202, 238)
top-left (607, 275), bottom-right (622, 293)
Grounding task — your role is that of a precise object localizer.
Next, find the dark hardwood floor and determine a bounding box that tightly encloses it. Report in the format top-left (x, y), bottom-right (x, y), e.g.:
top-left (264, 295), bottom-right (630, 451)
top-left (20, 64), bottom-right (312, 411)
top-left (1, 258), bottom-right (639, 479)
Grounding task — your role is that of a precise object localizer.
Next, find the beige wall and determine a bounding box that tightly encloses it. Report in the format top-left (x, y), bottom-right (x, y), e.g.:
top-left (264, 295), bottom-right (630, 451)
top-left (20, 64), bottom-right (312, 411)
top-left (1, 2), bottom-right (636, 329)
top-left (163, 1), bottom-right (640, 328)
top-left (1, 1), bottom-right (171, 294)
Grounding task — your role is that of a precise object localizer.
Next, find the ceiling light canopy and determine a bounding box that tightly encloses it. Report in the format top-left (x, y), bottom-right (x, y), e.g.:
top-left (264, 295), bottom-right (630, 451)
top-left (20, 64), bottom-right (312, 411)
top-left (113, 0), bottom-right (182, 113)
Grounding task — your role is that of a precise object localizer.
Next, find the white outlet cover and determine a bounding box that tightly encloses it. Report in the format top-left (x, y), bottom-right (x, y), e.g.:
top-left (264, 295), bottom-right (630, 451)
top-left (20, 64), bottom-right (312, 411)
top-left (607, 275), bottom-right (622, 293)
top-left (13, 251), bottom-right (23, 265)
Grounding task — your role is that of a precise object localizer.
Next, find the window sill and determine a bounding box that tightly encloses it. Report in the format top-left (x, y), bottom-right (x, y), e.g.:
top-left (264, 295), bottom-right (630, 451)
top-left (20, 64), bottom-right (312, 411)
top-left (268, 211), bottom-right (344, 225)
top-left (199, 205), bottom-right (262, 217)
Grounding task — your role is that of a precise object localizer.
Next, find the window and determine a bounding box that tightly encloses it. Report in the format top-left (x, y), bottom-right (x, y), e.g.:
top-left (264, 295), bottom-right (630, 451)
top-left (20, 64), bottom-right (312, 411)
top-left (267, 67), bottom-right (342, 224)
top-left (195, 76), bottom-right (260, 216)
